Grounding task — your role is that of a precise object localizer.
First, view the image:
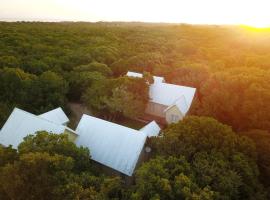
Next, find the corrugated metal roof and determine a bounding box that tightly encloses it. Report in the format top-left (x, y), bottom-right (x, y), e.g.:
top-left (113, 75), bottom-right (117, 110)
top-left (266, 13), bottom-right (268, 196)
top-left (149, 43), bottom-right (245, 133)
top-left (126, 71), bottom-right (196, 115)
top-left (126, 71), bottom-right (165, 83)
top-left (150, 82), bottom-right (196, 115)
top-left (127, 71), bottom-right (143, 78)
top-left (75, 114), bottom-right (147, 176)
top-left (39, 107), bottom-right (69, 125)
top-left (140, 121), bottom-right (161, 137)
top-left (0, 108), bottom-right (74, 148)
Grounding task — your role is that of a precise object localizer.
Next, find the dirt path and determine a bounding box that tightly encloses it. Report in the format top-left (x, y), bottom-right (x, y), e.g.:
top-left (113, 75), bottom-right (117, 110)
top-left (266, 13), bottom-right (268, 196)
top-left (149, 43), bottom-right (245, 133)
top-left (68, 102), bottom-right (92, 129)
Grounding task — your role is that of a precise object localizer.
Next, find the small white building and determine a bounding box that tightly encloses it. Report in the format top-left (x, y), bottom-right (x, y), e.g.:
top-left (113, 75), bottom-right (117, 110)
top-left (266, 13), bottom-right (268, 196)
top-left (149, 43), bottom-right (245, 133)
top-left (127, 71), bottom-right (196, 124)
top-left (75, 114), bottom-right (160, 176)
top-left (0, 108), bottom-right (77, 148)
top-left (126, 71), bottom-right (165, 83)
top-left (38, 107), bottom-right (70, 126)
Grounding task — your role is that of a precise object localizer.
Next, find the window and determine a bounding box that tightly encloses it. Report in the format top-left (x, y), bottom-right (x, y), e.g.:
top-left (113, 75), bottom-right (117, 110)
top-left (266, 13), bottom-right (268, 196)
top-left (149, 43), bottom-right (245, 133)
top-left (171, 114), bottom-right (179, 122)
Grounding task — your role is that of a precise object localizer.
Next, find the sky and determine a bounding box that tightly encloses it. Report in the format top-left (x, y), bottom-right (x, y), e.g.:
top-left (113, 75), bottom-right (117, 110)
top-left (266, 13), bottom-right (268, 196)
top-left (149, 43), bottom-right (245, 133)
top-left (0, 0), bottom-right (270, 27)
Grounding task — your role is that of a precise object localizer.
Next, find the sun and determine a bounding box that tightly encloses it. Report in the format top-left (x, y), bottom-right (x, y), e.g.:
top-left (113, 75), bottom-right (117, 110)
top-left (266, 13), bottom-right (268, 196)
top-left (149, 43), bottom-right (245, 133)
top-left (244, 23), bottom-right (270, 28)
top-left (241, 19), bottom-right (270, 28)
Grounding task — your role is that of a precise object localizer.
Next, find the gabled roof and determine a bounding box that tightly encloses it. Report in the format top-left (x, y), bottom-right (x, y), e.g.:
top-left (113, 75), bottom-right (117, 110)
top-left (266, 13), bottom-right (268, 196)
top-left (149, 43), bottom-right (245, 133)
top-left (150, 82), bottom-right (196, 115)
top-left (126, 71), bottom-right (165, 83)
top-left (75, 114), bottom-right (147, 176)
top-left (140, 121), bottom-right (161, 137)
top-left (39, 107), bottom-right (69, 125)
top-left (126, 71), bottom-right (196, 115)
top-left (0, 108), bottom-right (75, 148)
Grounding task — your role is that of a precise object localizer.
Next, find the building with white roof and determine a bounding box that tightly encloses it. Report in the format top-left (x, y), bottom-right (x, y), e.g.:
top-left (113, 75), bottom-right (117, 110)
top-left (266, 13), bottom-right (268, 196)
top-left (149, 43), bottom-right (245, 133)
top-left (140, 121), bottom-right (161, 137)
top-left (0, 106), bottom-right (160, 176)
top-left (39, 107), bottom-right (69, 125)
top-left (127, 71), bottom-right (165, 83)
top-left (0, 108), bottom-right (77, 148)
top-left (75, 114), bottom-right (159, 176)
top-left (127, 71), bottom-right (196, 124)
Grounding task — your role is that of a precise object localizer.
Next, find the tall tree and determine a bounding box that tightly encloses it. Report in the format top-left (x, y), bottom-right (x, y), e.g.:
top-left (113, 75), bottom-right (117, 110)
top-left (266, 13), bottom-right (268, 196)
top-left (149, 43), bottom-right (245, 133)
top-left (145, 116), bottom-right (266, 200)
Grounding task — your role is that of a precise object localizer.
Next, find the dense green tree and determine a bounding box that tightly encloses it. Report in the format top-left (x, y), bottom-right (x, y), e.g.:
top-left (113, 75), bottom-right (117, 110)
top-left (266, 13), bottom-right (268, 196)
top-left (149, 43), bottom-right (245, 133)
top-left (22, 59), bottom-right (50, 75)
top-left (111, 52), bottom-right (164, 76)
top-left (0, 132), bottom-right (125, 200)
top-left (0, 145), bottom-right (18, 167)
top-left (0, 102), bottom-right (11, 127)
top-left (74, 61), bottom-right (113, 77)
top-left (66, 71), bottom-right (106, 101)
top-left (197, 68), bottom-right (270, 131)
top-left (146, 116), bottom-right (266, 199)
top-left (0, 56), bottom-right (20, 68)
top-left (18, 131), bottom-right (92, 173)
top-left (0, 152), bottom-right (75, 200)
top-left (0, 67), bottom-right (35, 105)
top-left (132, 156), bottom-right (215, 200)
top-left (28, 71), bottom-right (68, 113)
top-left (0, 68), bottom-right (68, 114)
top-left (90, 46), bottom-right (119, 65)
top-left (1, 22), bottom-right (270, 198)
top-left (240, 130), bottom-right (270, 187)
top-left (83, 76), bottom-right (149, 120)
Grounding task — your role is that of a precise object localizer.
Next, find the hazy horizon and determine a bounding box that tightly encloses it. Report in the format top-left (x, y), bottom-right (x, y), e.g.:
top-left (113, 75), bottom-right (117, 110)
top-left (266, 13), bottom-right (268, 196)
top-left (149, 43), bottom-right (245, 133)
top-left (0, 0), bottom-right (270, 27)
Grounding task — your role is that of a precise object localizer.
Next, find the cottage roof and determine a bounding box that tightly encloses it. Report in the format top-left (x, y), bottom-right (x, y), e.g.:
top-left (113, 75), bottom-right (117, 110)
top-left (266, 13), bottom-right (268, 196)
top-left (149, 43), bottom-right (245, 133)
top-left (0, 108), bottom-right (74, 148)
top-left (140, 121), bottom-right (161, 137)
top-left (75, 114), bottom-right (147, 176)
top-left (150, 82), bottom-right (196, 115)
top-left (39, 107), bottom-right (69, 125)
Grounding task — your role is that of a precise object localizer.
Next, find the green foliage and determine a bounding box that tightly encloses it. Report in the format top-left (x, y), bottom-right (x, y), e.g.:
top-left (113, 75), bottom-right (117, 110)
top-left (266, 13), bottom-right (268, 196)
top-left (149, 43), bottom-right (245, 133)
top-left (0, 132), bottom-right (124, 200)
top-left (197, 68), bottom-right (270, 131)
top-left (0, 68), bottom-right (68, 114)
top-left (132, 156), bottom-right (215, 200)
top-left (83, 76), bottom-right (149, 120)
top-left (0, 56), bottom-right (20, 68)
top-left (74, 61), bottom-right (113, 77)
top-left (0, 22), bottom-right (269, 132)
top-left (0, 102), bottom-right (12, 127)
top-left (145, 116), bottom-right (266, 200)
top-left (0, 145), bottom-right (18, 167)
top-left (240, 130), bottom-right (270, 187)
top-left (0, 67), bottom-right (35, 105)
top-left (1, 152), bottom-right (74, 200)
top-left (151, 116), bottom-right (256, 160)
top-left (66, 71), bottom-right (105, 101)
top-left (0, 22), bottom-right (270, 199)
top-left (22, 59), bottom-right (50, 75)
top-left (18, 131), bottom-right (92, 173)
top-left (29, 71), bottom-right (68, 113)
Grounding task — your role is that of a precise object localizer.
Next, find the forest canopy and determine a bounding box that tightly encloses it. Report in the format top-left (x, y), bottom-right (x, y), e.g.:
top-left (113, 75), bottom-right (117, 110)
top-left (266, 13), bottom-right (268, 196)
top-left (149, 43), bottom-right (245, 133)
top-left (0, 22), bottom-right (270, 131)
top-left (0, 22), bottom-right (270, 199)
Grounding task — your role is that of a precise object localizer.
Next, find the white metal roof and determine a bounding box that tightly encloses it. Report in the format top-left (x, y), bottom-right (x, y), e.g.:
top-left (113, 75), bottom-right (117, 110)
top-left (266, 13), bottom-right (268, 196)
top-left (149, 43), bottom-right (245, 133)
top-left (39, 107), bottom-right (69, 125)
top-left (140, 121), bottom-right (161, 137)
top-left (0, 108), bottom-right (74, 148)
top-left (150, 82), bottom-right (196, 115)
top-left (75, 114), bottom-right (147, 176)
top-left (126, 71), bottom-right (165, 83)
top-left (127, 71), bottom-right (196, 115)
top-left (126, 71), bottom-right (143, 78)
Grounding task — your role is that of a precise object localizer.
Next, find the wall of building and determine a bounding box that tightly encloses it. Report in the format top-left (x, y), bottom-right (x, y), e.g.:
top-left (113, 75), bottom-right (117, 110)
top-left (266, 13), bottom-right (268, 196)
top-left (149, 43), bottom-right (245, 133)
top-left (145, 102), bottom-right (167, 118)
top-left (165, 105), bottom-right (184, 124)
top-left (64, 129), bottom-right (78, 143)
